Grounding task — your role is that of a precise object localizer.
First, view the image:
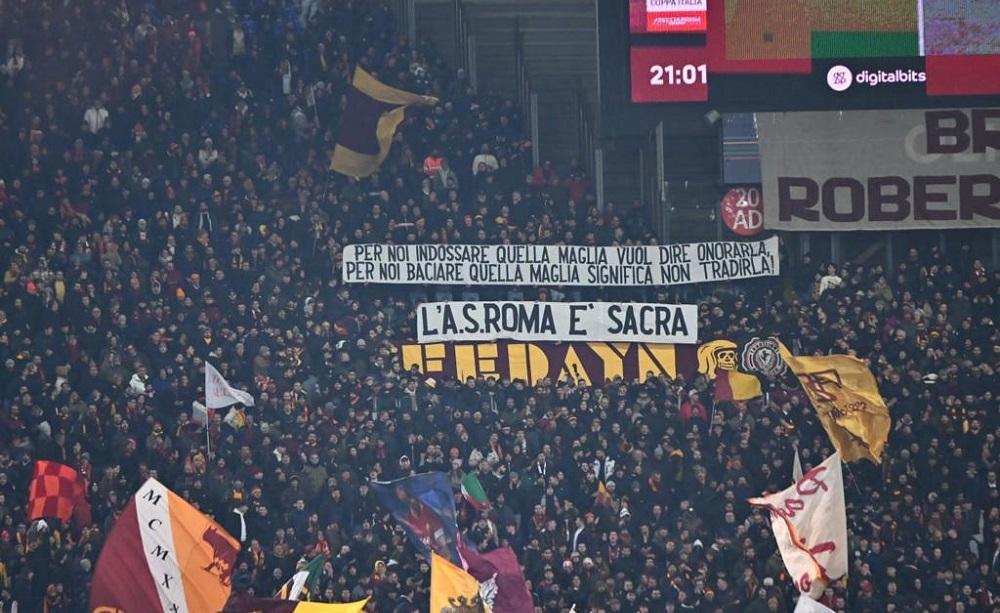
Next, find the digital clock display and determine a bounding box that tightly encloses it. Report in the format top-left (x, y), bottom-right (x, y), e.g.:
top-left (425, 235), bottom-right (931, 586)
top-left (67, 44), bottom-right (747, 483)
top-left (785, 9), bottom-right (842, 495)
top-left (649, 63), bottom-right (708, 86)
top-left (620, 0), bottom-right (1000, 109)
top-left (630, 47), bottom-right (710, 102)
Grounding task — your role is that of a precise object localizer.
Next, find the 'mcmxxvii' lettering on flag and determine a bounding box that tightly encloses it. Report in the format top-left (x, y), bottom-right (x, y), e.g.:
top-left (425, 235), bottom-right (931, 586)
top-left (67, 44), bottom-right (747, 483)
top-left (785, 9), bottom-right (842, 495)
top-left (89, 479), bottom-right (241, 613)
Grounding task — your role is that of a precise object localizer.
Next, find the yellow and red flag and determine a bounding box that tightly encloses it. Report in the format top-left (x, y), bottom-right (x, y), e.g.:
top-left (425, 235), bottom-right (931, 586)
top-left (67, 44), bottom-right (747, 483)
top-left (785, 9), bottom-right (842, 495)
top-left (430, 552), bottom-right (490, 613)
top-left (696, 339), bottom-right (763, 401)
top-left (713, 368), bottom-right (763, 402)
top-left (783, 354), bottom-right (891, 463)
top-left (89, 478), bottom-right (240, 613)
top-left (595, 481), bottom-right (612, 507)
top-left (330, 66), bottom-right (437, 177)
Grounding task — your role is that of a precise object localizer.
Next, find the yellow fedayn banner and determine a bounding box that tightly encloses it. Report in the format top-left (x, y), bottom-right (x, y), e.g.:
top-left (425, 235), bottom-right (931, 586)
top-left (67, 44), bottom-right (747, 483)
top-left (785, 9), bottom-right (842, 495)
top-left (400, 341), bottom-right (680, 386)
top-left (783, 354), bottom-right (891, 464)
top-left (430, 552), bottom-right (489, 613)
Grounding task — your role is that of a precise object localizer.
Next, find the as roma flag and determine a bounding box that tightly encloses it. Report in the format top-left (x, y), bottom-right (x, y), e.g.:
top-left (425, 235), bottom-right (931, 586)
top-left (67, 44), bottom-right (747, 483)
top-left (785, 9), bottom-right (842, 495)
top-left (431, 552), bottom-right (490, 613)
top-left (27, 460), bottom-right (91, 527)
top-left (459, 545), bottom-right (533, 613)
top-left (330, 66), bottom-right (437, 177)
top-left (784, 354), bottom-right (891, 464)
top-left (370, 473), bottom-right (461, 566)
top-left (713, 369), bottom-right (762, 402)
top-left (89, 478), bottom-right (241, 613)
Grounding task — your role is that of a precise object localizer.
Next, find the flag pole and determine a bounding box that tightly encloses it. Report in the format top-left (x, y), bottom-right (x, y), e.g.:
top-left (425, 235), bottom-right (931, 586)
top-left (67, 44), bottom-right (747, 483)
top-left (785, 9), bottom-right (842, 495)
top-left (206, 421), bottom-right (212, 458)
top-left (707, 381), bottom-right (717, 435)
top-left (843, 461), bottom-right (864, 497)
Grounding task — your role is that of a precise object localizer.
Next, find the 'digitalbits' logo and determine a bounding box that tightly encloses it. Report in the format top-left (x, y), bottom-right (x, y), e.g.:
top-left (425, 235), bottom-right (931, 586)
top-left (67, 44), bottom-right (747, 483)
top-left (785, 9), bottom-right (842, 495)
top-left (826, 65), bottom-right (853, 91)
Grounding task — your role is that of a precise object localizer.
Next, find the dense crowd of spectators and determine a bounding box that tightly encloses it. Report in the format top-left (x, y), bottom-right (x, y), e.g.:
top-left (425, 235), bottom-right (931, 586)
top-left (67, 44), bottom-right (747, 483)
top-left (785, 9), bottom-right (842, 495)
top-left (1, 0), bottom-right (998, 612)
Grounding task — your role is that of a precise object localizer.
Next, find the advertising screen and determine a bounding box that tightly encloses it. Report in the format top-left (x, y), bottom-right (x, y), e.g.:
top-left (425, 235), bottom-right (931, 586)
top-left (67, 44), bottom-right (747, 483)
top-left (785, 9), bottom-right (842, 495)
top-left (724, 0), bottom-right (1000, 60)
top-left (630, 0), bottom-right (708, 33)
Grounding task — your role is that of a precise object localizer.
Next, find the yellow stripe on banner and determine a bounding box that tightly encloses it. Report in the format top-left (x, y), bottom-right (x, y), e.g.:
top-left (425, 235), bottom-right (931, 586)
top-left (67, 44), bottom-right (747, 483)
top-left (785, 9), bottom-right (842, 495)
top-left (330, 106), bottom-right (408, 177)
top-left (352, 66), bottom-right (431, 106)
top-left (295, 598), bottom-right (369, 612)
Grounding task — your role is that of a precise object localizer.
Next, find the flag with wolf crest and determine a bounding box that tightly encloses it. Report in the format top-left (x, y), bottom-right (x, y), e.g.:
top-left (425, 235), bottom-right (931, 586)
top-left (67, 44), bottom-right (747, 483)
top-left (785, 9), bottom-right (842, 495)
top-left (89, 478), bottom-right (241, 613)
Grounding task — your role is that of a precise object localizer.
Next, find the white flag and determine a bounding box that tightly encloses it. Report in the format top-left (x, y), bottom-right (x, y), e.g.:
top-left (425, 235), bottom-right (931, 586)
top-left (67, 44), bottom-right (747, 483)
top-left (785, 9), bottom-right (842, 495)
top-left (285, 569), bottom-right (310, 600)
top-left (749, 452), bottom-right (847, 599)
top-left (794, 594), bottom-right (835, 613)
top-left (792, 446), bottom-right (804, 484)
top-left (191, 401), bottom-right (210, 426)
top-left (205, 362), bottom-right (255, 409)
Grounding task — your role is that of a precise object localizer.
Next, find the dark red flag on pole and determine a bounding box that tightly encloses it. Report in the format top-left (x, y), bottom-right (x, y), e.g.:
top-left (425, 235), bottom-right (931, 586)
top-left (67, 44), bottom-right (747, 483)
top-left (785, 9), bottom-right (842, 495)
top-left (459, 544), bottom-right (534, 613)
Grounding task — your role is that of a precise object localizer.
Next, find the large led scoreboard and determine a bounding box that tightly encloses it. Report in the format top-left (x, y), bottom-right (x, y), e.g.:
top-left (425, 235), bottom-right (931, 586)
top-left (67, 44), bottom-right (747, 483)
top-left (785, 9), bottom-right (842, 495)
top-left (607, 0), bottom-right (1000, 113)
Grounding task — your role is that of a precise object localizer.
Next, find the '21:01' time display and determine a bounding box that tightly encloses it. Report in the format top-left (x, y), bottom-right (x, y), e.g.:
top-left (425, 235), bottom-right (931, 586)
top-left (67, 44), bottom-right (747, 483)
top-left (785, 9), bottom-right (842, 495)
top-left (631, 47), bottom-right (709, 102)
top-left (649, 63), bottom-right (707, 86)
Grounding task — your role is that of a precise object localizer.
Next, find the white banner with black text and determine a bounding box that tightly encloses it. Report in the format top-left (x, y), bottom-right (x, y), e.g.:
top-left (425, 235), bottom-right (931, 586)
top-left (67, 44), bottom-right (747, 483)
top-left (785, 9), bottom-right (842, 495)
top-left (342, 237), bottom-right (779, 286)
top-left (416, 301), bottom-right (698, 344)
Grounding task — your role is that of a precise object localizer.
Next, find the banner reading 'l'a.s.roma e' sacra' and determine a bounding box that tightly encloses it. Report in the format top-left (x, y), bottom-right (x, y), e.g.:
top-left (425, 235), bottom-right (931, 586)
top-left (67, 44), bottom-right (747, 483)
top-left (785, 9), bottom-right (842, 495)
top-left (417, 302), bottom-right (698, 344)
top-left (342, 237), bottom-right (779, 286)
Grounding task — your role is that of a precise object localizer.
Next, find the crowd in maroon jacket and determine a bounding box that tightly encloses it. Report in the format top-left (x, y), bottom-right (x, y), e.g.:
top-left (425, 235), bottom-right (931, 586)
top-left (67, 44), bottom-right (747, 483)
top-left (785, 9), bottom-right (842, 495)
top-left (0, 0), bottom-right (998, 612)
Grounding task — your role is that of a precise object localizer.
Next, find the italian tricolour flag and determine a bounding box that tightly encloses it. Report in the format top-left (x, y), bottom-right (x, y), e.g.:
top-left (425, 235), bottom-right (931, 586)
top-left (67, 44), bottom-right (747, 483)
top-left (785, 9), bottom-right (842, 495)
top-left (461, 472), bottom-right (490, 510)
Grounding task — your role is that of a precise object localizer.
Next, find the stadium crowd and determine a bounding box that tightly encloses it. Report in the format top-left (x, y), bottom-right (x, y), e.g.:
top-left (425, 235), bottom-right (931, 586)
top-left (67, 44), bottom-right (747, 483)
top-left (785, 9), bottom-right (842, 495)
top-left (0, 0), bottom-right (998, 612)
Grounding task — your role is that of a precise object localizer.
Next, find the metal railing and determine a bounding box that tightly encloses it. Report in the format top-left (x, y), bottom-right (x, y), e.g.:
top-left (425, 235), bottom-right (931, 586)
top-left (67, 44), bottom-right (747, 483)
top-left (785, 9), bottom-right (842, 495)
top-left (393, 0), bottom-right (416, 46)
top-left (576, 78), bottom-right (596, 177)
top-left (453, 0), bottom-right (468, 71)
top-left (451, 0), bottom-right (478, 92)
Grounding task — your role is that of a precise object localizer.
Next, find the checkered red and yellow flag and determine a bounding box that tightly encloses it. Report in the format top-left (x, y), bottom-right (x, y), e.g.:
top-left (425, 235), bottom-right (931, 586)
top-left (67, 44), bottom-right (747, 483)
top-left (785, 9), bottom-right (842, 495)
top-left (27, 460), bottom-right (91, 526)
